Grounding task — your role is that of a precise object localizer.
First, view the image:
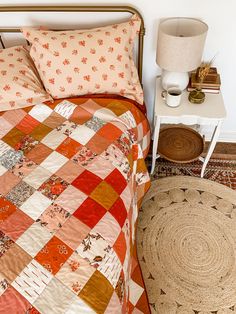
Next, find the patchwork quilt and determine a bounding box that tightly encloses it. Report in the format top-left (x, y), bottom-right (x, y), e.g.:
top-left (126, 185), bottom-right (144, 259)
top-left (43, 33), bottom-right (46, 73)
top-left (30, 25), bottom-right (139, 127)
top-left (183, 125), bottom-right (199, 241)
top-left (0, 96), bottom-right (151, 314)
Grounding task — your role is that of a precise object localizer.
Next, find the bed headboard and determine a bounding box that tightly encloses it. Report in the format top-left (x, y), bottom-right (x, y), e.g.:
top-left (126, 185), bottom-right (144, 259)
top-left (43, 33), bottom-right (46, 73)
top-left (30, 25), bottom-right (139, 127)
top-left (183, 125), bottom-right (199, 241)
top-left (0, 5), bottom-right (145, 83)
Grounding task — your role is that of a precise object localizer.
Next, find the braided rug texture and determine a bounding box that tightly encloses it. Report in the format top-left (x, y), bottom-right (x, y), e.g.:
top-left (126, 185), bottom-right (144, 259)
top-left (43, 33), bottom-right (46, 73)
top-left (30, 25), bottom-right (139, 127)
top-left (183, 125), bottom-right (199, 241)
top-left (137, 176), bottom-right (236, 313)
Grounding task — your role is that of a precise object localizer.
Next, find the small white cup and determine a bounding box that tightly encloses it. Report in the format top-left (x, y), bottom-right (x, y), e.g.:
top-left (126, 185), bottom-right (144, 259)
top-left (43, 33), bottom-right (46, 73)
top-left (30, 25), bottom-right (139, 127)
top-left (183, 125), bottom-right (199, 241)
top-left (161, 87), bottom-right (182, 107)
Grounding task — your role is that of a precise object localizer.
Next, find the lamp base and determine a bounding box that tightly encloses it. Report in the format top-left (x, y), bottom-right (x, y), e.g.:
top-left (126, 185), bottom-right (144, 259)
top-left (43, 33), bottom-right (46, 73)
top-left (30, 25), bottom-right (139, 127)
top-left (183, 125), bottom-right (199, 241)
top-left (161, 70), bottom-right (189, 91)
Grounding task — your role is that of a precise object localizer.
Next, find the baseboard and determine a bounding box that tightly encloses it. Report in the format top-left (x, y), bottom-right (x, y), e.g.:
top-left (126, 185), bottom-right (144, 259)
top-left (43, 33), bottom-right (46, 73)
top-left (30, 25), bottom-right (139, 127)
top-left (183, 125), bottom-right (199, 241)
top-left (204, 131), bottom-right (236, 143)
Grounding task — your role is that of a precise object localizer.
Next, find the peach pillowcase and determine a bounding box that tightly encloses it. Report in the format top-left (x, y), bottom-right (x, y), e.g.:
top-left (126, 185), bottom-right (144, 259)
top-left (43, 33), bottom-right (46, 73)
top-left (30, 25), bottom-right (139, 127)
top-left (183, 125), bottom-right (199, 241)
top-left (22, 15), bottom-right (144, 104)
top-left (0, 46), bottom-right (52, 111)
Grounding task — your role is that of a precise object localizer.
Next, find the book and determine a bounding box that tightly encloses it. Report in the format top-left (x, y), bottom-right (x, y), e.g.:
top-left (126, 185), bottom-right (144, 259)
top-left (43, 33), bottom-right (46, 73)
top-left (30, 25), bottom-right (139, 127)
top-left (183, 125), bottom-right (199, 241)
top-left (187, 86), bottom-right (220, 94)
top-left (190, 72), bottom-right (221, 89)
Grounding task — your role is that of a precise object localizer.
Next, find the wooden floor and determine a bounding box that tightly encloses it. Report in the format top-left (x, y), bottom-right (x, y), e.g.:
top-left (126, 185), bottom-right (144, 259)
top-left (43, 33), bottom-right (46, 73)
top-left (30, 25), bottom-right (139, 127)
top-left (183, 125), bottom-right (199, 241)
top-left (203, 142), bottom-right (236, 159)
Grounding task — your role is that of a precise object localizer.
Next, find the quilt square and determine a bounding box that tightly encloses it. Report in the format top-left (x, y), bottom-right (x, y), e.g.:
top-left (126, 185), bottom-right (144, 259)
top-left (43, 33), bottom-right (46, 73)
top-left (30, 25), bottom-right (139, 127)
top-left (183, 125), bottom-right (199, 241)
top-left (0, 209), bottom-right (34, 242)
top-left (84, 155), bottom-right (116, 179)
top-left (113, 231), bottom-right (127, 264)
top-left (33, 277), bottom-right (75, 314)
top-left (2, 109), bottom-right (26, 126)
top-left (0, 230), bottom-right (14, 257)
top-left (72, 146), bottom-right (97, 167)
top-left (0, 149), bottom-right (23, 170)
top-left (40, 151), bottom-right (68, 173)
top-left (55, 160), bottom-right (84, 183)
top-left (0, 117), bottom-right (13, 138)
top-left (2, 127), bottom-right (25, 148)
top-left (70, 104), bottom-right (93, 125)
top-left (56, 185), bottom-right (87, 214)
top-left (38, 175), bottom-right (69, 201)
top-left (86, 133), bottom-right (111, 155)
top-left (43, 111), bottom-right (66, 129)
top-left (0, 171), bottom-right (21, 196)
top-left (56, 216), bottom-right (90, 250)
top-left (105, 168), bottom-right (127, 194)
top-left (14, 135), bottom-right (39, 155)
top-left (56, 137), bottom-right (82, 159)
top-left (90, 181), bottom-right (119, 210)
top-left (73, 198), bottom-right (106, 228)
top-left (37, 203), bottom-right (70, 234)
top-left (6, 181), bottom-right (35, 207)
top-left (70, 125), bottom-right (95, 146)
top-left (24, 165), bottom-right (52, 189)
top-left (11, 156), bottom-right (37, 179)
top-left (72, 170), bottom-right (102, 195)
top-left (56, 252), bottom-right (95, 295)
top-left (109, 197), bottom-right (127, 228)
top-left (16, 222), bottom-right (52, 257)
top-left (0, 197), bottom-right (17, 223)
top-left (26, 143), bottom-right (53, 164)
top-left (79, 270), bottom-right (114, 314)
top-left (0, 243), bottom-right (32, 282)
top-left (65, 296), bottom-right (97, 314)
top-left (0, 286), bottom-right (31, 313)
top-left (30, 123), bottom-right (52, 141)
top-left (28, 104), bottom-right (53, 122)
top-left (20, 191), bottom-right (52, 220)
top-left (35, 236), bottom-right (73, 275)
top-left (16, 114), bottom-right (40, 134)
top-left (85, 116), bottom-right (106, 132)
top-left (12, 259), bottom-right (53, 304)
top-left (41, 129), bottom-right (67, 150)
top-left (54, 100), bottom-right (77, 119)
top-left (97, 123), bottom-right (123, 142)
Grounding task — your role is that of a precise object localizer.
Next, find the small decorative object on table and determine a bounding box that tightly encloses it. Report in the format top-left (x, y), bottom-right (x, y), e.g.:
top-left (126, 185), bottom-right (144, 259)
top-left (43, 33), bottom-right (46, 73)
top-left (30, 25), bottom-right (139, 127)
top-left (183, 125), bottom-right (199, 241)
top-left (188, 59), bottom-right (216, 104)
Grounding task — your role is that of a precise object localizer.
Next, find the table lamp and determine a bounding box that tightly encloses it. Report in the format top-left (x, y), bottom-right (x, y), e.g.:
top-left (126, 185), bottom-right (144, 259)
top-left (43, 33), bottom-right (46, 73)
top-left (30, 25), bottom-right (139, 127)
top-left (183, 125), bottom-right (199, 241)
top-left (156, 17), bottom-right (208, 90)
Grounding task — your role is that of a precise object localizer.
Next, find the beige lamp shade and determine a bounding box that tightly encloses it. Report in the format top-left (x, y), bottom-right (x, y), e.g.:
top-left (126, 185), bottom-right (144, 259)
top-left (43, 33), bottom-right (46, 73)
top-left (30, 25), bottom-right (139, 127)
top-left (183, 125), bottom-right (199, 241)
top-left (156, 18), bottom-right (208, 72)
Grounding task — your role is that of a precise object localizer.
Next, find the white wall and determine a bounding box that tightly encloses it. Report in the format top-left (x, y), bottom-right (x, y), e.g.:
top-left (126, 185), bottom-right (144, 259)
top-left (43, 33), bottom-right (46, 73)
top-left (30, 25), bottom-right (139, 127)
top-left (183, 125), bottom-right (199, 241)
top-left (1, 0), bottom-right (236, 141)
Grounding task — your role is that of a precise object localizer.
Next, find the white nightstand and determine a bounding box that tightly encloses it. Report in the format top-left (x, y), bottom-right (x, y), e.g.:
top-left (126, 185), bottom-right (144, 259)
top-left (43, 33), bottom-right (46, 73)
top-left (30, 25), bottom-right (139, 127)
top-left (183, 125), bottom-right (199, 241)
top-left (151, 77), bottom-right (227, 177)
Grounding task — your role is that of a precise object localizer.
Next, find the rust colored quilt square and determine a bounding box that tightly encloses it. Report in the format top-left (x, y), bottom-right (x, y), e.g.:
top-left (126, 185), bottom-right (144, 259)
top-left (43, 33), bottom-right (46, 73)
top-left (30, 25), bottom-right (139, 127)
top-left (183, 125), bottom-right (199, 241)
top-left (0, 171), bottom-right (21, 196)
top-left (30, 124), bottom-right (52, 141)
top-left (0, 209), bottom-right (34, 242)
top-left (113, 231), bottom-right (127, 264)
top-left (56, 137), bottom-right (82, 159)
top-left (0, 243), bottom-right (32, 282)
top-left (38, 175), bottom-right (69, 201)
top-left (72, 170), bottom-right (102, 195)
top-left (0, 197), bottom-right (17, 223)
top-left (26, 143), bottom-right (53, 164)
top-left (16, 115), bottom-right (40, 134)
top-left (109, 197), bottom-right (127, 228)
top-left (2, 127), bottom-right (25, 148)
top-left (86, 134), bottom-right (111, 155)
top-left (0, 286), bottom-right (32, 313)
top-left (43, 111), bottom-right (66, 129)
top-left (73, 198), bottom-right (106, 228)
top-left (35, 236), bottom-right (73, 275)
top-left (79, 270), bottom-right (113, 314)
top-left (105, 169), bottom-right (127, 194)
top-left (90, 181), bottom-right (119, 210)
top-left (97, 123), bottom-right (123, 142)
top-left (70, 105), bottom-right (93, 125)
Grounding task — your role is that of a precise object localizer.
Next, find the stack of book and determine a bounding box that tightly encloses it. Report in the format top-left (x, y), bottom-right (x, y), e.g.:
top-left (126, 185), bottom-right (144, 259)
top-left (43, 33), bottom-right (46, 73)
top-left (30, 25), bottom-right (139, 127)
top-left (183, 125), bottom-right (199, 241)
top-left (187, 67), bottom-right (221, 94)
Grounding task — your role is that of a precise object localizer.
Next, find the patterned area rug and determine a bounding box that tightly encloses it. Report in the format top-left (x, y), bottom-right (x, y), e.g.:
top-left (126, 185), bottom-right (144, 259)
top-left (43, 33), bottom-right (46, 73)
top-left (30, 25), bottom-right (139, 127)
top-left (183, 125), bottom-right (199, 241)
top-left (137, 176), bottom-right (236, 313)
top-left (148, 157), bottom-right (236, 190)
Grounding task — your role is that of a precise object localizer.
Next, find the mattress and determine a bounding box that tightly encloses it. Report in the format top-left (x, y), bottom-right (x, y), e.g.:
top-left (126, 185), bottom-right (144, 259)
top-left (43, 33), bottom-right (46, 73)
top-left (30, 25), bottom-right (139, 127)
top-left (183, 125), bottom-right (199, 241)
top-left (0, 95), bottom-right (150, 313)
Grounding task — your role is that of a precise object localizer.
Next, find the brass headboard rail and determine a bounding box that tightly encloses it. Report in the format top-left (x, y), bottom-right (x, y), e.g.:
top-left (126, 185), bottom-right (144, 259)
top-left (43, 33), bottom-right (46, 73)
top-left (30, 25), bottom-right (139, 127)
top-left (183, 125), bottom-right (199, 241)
top-left (0, 5), bottom-right (145, 82)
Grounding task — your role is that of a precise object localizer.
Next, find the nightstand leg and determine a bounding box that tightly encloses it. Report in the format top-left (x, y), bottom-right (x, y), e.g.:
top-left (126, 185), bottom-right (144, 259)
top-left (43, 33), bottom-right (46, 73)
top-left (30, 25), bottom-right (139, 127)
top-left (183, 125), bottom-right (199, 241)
top-left (201, 120), bottom-right (222, 178)
top-left (151, 116), bottom-right (161, 174)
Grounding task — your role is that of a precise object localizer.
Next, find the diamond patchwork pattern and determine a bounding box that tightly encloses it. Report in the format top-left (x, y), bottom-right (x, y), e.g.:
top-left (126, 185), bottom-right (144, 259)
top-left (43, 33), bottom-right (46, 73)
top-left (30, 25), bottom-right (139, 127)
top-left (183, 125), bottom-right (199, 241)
top-left (0, 96), bottom-right (151, 313)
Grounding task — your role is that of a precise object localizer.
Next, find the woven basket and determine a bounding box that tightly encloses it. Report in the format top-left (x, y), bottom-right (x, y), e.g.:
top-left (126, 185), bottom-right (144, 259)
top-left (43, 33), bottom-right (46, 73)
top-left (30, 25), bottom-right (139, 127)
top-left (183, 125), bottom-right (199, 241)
top-left (158, 125), bottom-right (204, 163)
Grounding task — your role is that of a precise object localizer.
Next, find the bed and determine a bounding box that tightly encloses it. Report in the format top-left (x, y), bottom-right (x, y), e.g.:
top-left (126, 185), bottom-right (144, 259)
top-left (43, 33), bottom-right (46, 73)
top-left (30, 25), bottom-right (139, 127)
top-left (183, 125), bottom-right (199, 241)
top-left (0, 5), bottom-right (151, 314)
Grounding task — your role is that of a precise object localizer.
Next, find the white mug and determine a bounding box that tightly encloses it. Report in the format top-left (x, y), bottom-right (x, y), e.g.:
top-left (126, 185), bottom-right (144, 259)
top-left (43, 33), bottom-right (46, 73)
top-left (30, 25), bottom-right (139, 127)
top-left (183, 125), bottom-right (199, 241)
top-left (161, 87), bottom-right (182, 107)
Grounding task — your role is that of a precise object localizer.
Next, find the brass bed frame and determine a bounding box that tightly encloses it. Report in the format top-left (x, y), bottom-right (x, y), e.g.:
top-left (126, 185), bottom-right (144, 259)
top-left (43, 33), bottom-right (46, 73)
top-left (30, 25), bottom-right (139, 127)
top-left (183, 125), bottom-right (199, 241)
top-left (0, 5), bottom-right (145, 82)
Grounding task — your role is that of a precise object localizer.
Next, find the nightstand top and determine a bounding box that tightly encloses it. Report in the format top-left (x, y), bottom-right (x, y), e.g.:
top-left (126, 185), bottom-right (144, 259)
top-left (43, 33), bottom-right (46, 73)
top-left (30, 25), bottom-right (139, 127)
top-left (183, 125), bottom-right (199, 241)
top-left (155, 77), bottom-right (227, 119)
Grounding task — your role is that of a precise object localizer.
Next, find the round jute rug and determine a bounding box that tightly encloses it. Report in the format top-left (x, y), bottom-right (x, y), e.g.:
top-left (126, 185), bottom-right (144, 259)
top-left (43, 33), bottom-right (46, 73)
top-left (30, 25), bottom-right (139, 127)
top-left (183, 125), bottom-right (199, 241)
top-left (137, 176), bottom-right (236, 313)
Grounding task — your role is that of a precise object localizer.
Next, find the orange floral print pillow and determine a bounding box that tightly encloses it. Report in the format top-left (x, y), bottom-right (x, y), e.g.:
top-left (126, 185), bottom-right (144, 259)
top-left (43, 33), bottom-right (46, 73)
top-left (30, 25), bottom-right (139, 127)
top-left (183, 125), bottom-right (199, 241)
top-left (22, 15), bottom-right (144, 104)
top-left (0, 46), bottom-right (52, 111)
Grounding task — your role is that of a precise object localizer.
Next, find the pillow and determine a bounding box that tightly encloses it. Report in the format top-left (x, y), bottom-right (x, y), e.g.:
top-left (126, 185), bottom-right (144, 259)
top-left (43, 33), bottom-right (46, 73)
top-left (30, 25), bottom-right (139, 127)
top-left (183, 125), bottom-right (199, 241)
top-left (22, 15), bottom-right (144, 104)
top-left (0, 46), bottom-right (52, 111)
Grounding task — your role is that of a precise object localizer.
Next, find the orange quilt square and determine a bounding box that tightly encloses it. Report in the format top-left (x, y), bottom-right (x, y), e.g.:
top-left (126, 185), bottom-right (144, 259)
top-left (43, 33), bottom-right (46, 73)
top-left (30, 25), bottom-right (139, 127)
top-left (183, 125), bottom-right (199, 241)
top-left (90, 181), bottom-right (118, 210)
top-left (26, 143), bottom-right (52, 164)
top-left (97, 123), bottom-right (122, 142)
top-left (0, 197), bottom-right (17, 223)
top-left (35, 236), bottom-right (73, 275)
top-left (56, 137), bottom-right (82, 159)
top-left (109, 197), bottom-right (127, 228)
top-left (72, 170), bottom-right (102, 195)
top-left (86, 134), bottom-right (111, 155)
top-left (16, 115), bottom-right (39, 134)
top-left (113, 231), bottom-right (127, 264)
top-left (0, 171), bottom-right (21, 196)
top-left (70, 105), bottom-right (92, 125)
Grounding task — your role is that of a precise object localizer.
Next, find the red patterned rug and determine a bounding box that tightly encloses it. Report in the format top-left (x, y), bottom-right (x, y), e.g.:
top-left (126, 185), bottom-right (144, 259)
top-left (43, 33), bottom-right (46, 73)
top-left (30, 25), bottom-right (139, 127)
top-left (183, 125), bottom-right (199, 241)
top-left (148, 158), bottom-right (236, 190)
